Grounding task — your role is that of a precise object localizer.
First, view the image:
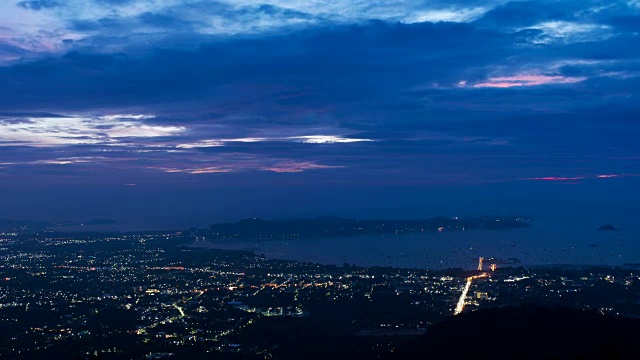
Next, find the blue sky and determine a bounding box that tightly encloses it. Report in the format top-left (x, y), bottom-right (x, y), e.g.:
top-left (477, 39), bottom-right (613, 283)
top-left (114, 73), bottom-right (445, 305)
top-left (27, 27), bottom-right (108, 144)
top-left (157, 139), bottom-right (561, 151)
top-left (1, 1), bottom-right (640, 228)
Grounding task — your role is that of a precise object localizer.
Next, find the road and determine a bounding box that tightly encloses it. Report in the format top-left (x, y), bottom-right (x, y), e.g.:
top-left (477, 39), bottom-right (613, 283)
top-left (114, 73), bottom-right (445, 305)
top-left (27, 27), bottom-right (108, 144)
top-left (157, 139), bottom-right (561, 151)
top-left (454, 273), bottom-right (488, 315)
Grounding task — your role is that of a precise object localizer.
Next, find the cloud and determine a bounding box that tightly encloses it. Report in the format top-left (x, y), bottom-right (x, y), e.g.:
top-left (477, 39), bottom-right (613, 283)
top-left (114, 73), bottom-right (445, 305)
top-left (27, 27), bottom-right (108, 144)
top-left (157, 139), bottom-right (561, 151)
top-left (471, 74), bottom-right (586, 88)
top-left (16, 1), bottom-right (61, 11)
top-left (0, 0), bottom-right (639, 188)
top-left (30, 157), bottom-right (99, 165)
top-left (405, 7), bottom-right (488, 23)
top-left (0, 114), bottom-right (184, 147)
top-left (0, 156), bottom-right (107, 166)
top-left (176, 135), bottom-right (374, 148)
top-left (0, 1), bottom-right (502, 62)
top-left (0, 20), bottom-right (513, 111)
top-left (523, 176), bottom-right (585, 181)
top-left (59, 1), bottom-right (320, 40)
top-left (523, 174), bottom-right (623, 181)
top-left (153, 159), bottom-right (344, 174)
top-left (160, 166), bottom-right (234, 174)
top-left (262, 161), bottom-right (345, 173)
top-left (0, 42), bottom-right (32, 63)
top-left (100, 114), bottom-right (155, 121)
top-left (175, 140), bottom-right (225, 149)
top-left (526, 21), bottom-right (612, 44)
top-left (289, 135), bottom-right (374, 144)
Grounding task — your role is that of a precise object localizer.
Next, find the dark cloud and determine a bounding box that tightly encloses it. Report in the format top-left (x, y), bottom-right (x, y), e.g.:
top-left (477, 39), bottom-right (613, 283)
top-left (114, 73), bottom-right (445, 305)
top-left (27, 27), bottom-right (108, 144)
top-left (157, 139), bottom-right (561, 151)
top-left (96, 0), bottom-right (135, 5)
top-left (0, 21), bottom-right (517, 112)
top-left (474, 1), bottom-right (575, 28)
top-left (475, 0), bottom-right (637, 30)
top-left (0, 42), bottom-right (31, 62)
top-left (136, 12), bottom-right (203, 29)
top-left (68, 1), bottom-right (314, 37)
top-left (16, 0), bottom-right (61, 11)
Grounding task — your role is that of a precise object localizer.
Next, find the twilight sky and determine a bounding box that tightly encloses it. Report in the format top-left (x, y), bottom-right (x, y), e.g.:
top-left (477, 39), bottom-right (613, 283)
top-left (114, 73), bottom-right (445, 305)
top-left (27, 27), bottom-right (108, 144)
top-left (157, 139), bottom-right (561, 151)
top-left (1, 0), bottom-right (640, 229)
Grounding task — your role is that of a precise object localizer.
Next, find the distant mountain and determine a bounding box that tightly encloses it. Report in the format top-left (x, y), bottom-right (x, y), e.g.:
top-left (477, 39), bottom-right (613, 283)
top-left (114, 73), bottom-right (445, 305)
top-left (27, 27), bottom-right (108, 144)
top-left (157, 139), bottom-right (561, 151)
top-left (0, 218), bottom-right (118, 233)
top-left (0, 219), bottom-right (50, 232)
top-left (85, 218), bottom-right (117, 225)
top-left (598, 224), bottom-right (617, 231)
top-left (56, 218), bottom-right (118, 227)
top-left (387, 305), bottom-right (640, 360)
top-left (200, 216), bottom-right (531, 240)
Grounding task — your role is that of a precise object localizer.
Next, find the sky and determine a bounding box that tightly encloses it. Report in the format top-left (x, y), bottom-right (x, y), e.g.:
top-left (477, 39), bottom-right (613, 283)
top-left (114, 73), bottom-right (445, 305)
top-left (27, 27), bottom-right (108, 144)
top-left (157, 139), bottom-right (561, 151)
top-left (1, 0), bottom-right (640, 229)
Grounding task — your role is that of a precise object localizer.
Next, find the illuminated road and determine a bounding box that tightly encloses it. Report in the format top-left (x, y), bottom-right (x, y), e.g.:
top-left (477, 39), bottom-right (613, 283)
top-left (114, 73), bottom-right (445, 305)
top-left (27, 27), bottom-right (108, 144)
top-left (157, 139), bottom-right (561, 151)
top-left (454, 273), bottom-right (488, 315)
top-left (172, 303), bottom-right (185, 317)
top-left (454, 278), bottom-right (473, 315)
top-left (136, 291), bottom-right (200, 334)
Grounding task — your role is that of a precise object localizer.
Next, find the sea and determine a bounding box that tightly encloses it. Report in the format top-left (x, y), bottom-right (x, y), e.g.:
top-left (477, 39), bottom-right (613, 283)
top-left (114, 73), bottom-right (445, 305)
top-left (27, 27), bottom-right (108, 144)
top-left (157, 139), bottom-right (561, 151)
top-left (195, 216), bottom-right (640, 270)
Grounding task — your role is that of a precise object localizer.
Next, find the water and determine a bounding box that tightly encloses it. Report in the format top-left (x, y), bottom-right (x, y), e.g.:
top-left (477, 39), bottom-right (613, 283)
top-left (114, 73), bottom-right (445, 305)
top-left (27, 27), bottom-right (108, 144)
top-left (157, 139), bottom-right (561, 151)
top-left (200, 218), bottom-right (640, 270)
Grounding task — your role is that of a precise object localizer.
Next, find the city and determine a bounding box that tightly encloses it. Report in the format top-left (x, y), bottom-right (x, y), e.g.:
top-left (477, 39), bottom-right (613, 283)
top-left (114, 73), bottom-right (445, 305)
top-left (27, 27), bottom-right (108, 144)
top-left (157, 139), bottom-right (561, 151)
top-left (2, 0), bottom-right (640, 358)
top-left (1, 231), bottom-right (639, 359)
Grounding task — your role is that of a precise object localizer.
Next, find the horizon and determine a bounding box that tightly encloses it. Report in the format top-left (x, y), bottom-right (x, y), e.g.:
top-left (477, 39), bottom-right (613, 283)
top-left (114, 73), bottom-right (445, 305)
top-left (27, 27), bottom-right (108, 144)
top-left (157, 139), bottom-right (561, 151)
top-left (2, 179), bottom-right (639, 230)
top-left (3, 213), bottom-right (537, 232)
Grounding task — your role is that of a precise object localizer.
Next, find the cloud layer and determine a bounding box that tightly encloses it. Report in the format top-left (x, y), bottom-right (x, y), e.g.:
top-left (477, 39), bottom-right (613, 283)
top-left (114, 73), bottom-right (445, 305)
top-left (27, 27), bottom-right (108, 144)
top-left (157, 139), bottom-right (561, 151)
top-left (0, 0), bottom-right (639, 191)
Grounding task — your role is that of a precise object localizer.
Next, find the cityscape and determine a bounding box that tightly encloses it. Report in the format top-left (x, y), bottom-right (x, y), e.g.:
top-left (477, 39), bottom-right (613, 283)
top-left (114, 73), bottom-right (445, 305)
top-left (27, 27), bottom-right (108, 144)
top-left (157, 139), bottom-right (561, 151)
top-left (1, 230), bottom-right (639, 359)
top-left (2, 0), bottom-right (640, 358)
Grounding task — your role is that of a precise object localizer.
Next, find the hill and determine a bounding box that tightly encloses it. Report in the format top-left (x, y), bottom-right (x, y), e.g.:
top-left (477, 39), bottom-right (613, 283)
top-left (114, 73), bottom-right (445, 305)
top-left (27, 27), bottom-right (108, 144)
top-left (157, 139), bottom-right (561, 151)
top-left (387, 305), bottom-right (640, 360)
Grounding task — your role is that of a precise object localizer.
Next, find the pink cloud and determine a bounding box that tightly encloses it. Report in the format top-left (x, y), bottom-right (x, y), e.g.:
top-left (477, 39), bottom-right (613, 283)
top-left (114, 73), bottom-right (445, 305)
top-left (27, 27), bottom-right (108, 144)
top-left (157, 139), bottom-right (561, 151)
top-left (523, 174), bottom-right (621, 182)
top-left (263, 161), bottom-right (345, 173)
top-left (152, 166), bottom-right (234, 174)
top-left (524, 176), bottom-right (585, 181)
top-left (148, 160), bottom-right (344, 175)
top-left (472, 74), bottom-right (586, 88)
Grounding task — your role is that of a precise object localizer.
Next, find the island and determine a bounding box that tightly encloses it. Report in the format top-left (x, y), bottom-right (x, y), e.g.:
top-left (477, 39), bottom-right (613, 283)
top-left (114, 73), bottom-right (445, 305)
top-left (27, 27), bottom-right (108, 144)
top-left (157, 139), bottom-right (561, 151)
top-left (192, 215), bottom-right (531, 240)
